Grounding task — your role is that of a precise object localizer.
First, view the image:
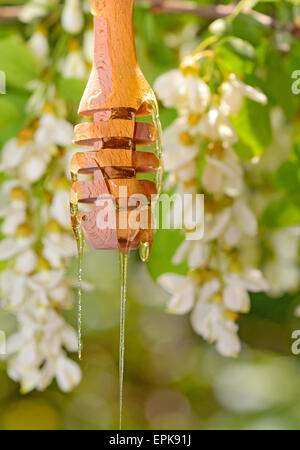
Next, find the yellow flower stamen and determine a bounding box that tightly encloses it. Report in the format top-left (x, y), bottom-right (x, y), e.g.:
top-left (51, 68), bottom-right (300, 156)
top-left (10, 187), bottom-right (27, 202)
top-left (223, 310), bottom-right (239, 321)
top-left (180, 56), bottom-right (199, 77)
top-left (42, 102), bottom-right (54, 114)
top-left (37, 257), bottom-right (51, 272)
top-left (45, 220), bottom-right (61, 234)
top-left (16, 224), bottom-right (32, 238)
top-left (188, 113), bottom-right (202, 127)
top-left (17, 128), bottom-right (34, 146)
top-left (207, 141), bottom-right (224, 156)
top-left (69, 38), bottom-right (80, 52)
top-left (54, 177), bottom-right (71, 191)
top-left (179, 131), bottom-right (195, 146)
top-left (189, 269), bottom-right (219, 284)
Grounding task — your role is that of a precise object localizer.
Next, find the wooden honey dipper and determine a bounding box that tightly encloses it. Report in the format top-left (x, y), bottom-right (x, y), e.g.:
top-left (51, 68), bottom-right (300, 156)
top-left (70, 0), bottom-right (162, 259)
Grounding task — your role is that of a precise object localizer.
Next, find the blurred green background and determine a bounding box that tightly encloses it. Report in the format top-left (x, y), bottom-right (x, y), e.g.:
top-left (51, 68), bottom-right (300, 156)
top-left (1, 248), bottom-right (300, 430)
top-left (0, 0), bottom-right (300, 430)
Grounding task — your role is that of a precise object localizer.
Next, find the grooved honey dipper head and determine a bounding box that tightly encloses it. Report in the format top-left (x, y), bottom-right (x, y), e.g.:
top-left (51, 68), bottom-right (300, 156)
top-left (70, 0), bottom-right (161, 257)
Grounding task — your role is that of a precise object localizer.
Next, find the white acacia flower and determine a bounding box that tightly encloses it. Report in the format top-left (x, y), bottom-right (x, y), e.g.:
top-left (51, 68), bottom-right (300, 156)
top-left (271, 228), bottom-right (299, 262)
top-left (61, 0), bottom-right (84, 35)
top-left (6, 308), bottom-right (80, 393)
top-left (172, 240), bottom-right (210, 270)
top-left (163, 118), bottom-right (198, 172)
top-left (60, 50), bottom-right (87, 79)
top-left (170, 184), bottom-right (204, 238)
top-left (221, 199), bottom-right (258, 247)
top-left (0, 138), bottom-right (27, 171)
top-left (22, 145), bottom-right (51, 183)
top-left (0, 200), bottom-right (27, 236)
top-left (202, 147), bottom-right (243, 197)
top-left (7, 340), bottom-right (43, 394)
top-left (190, 278), bottom-right (221, 340)
top-left (0, 270), bottom-right (28, 309)
top-left (192, 106), bottom-right (238, 143)
top-left (19, 0), bottom-right (55, 23)
top-left (15, 249), bottom-right (38, 275)
top-left (26, 270), bottom-right (73, 308)
top-left (83, 29), bottom-right (94, 63)
top-left (204, 208), bottom-right (232, 242)
top-left (223, 269), bottom-right (269, 313)
top-left (191, 278), bottom-right (241, 357)
top-left (203, 200), bottom-right (257, 246)
top-left (0, 138), bottom-right (51, 183)
top-left (0, 181), bottom-right (28, 236)
top-left (35, 113), bottom-right (73, 148)
top-left (50, 190), bottom-right (71, 229)
top-left (264, 261), bottom-right (300, 296)
top-left (154, 69), bottom-right (210, 114)
top-left (28, 30), bottom-right (49, 64)
top-left (43, 233), bottom-right (77, 268)
top-left (56, 355), bottom-right (82, 392)
top-left (220, 74), bottom-right (267, 116)
top-left (0, 236), bottom-right (34, 262)
top-left (157, 273), bottom-right (196, 315)
top-left (215, 321), bottom-right (241, 357)
top-left (26, 80), bottom-right (48, 114)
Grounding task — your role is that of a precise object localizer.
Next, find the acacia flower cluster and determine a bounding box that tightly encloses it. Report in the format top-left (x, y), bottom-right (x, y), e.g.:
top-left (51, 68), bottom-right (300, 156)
top-left (154, 62), bottom-right (270, 357)
top-left (0, 0), bottom-right (96, 393)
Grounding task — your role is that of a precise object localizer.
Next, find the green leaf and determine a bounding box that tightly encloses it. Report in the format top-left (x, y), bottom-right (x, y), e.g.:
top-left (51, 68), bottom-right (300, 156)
top-left (224, 37), bottom-right (256, 60)
top-left (263, 49), bottom-right (296, 118)
top-left (211, 14), bottom-right (267, 46)
top-left (57, 77), bottom-right (86, 105)
top-left (147, 229), bottom-right (188, 280)
top-left (0, 94), bottom-right (28, 146)
top-left (215, 39), bottom-right (255, 77)
top-left (262, 197), bottom-right (300, 228)
top-left (274, 161), bottom-right (300, 193)
top-left (231, 98), bottom-right (271, 159)
top-left (0, 35), bottom-right (39, 89)
top-left (232, 15), bottom-right (267, 45)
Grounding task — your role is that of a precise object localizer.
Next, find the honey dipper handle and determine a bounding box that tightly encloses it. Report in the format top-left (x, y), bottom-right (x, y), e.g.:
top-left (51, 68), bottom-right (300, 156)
top-left (79, 0), bottom-right (150, 115)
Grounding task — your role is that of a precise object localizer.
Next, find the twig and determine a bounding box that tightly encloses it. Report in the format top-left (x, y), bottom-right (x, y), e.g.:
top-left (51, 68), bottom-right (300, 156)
top-left (136, 0), bottom-right (294, 32)
top-left (0, 6), bottom-right (21, 20)
top-left (0, 2), bottom-right (298, 35)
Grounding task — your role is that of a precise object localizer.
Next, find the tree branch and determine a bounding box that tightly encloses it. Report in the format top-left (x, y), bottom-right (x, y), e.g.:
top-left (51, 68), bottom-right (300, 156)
top-left (0, 6), bottom-right (22, 20)
top-left (0, 2), bottom-right (298, 35)
top-left (136, 0), bottom-right (294, 32)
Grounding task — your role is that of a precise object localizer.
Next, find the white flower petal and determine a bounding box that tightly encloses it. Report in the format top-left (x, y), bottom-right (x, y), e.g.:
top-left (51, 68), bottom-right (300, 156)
top-left (0, 139), bottom-right (25, 171)
top-left (205, 208), bottom-right (231, 241)
top-left (28, 31), bottom-right (49, 62)
top-left (166, 280), bottom-right (195, 315)
top-left (50, 191), bottom-right (71, 229)
top-left (61, 0), bottom-right (84, 34)
top-left (215, 321), bottom-right (241, 357)
top-left (15, 249), bottom-right (37, 275)
top-left (241, 268), bottom-right (269, 292)
top-left (188, 241), bottom-right (210, 270)
top-left (157, 273), bottom-right (190, 295)
top-left (223, 277), bottom-right (250, 313)
top-left (172, 240), bottom-right (192, 265)
top-left (56, 356), bottom-right (81, 392)
top-left (233, 199), bottom-right (257, 236)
